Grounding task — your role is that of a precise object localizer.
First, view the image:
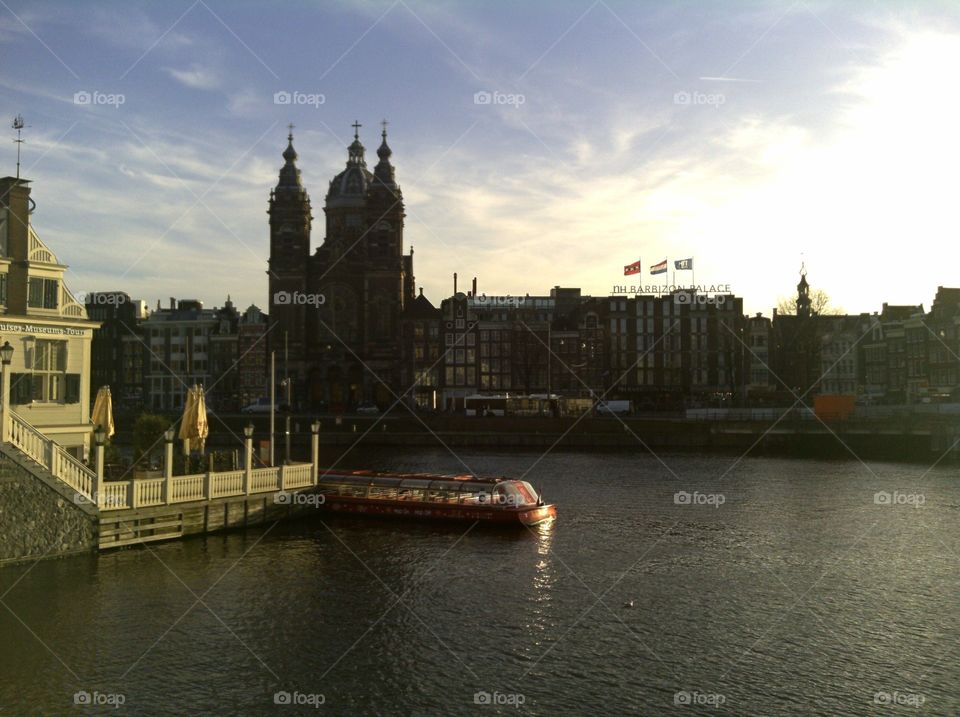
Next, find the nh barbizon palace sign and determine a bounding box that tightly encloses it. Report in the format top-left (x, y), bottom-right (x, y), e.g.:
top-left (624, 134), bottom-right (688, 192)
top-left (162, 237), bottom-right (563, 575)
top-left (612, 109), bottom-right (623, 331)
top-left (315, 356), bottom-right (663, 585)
top-left (0, 322), bottom-right (86, 336)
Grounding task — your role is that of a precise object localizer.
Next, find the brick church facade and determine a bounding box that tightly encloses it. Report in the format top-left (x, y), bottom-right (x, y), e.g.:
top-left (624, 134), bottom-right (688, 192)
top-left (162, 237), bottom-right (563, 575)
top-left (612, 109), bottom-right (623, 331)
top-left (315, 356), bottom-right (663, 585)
top-left (267, 123), bottom-right (417, 410)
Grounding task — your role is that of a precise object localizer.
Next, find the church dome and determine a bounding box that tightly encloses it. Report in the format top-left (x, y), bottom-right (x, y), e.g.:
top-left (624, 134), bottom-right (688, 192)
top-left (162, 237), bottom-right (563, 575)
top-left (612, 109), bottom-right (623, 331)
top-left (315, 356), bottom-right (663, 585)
top-left (326, 123), bottom-right (374, 206)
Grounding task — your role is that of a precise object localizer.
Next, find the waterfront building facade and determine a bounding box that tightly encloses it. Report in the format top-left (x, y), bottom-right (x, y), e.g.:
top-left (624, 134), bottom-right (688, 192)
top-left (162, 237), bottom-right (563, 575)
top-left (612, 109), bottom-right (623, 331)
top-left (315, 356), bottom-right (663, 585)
top-left (86, 291), bottom-right (148, 409)
top-left (0, 176), bottom-right (99, 456)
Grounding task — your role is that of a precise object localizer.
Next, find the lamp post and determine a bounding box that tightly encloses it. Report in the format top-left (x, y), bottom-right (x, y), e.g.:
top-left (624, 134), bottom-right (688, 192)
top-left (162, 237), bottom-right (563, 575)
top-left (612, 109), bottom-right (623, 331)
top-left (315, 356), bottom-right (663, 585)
top-left (244, 423), bottom-right (254, 495)
top-left (269, 351), bottom-right (275, 466)
top-left (93, 424), bottom-right (106, 508)
top-left (310, 420), bottom-right (320, 485)
top-left (163, 426), bottom-right (175, 504)
top-left (0, 341), bottom-right (13, 444)
top-left (283, 378), bottom-right (293, 464)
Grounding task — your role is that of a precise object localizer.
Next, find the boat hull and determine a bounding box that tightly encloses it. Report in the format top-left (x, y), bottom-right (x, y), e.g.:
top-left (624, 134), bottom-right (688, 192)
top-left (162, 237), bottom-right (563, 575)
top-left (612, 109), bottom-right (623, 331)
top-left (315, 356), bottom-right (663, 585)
top-left (317, 495), bottom-right (557, 526)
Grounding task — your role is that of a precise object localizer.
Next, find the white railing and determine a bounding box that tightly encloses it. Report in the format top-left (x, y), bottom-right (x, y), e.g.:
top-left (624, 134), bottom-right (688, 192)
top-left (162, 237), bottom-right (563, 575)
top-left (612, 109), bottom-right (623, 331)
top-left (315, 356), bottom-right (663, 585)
top-left (52, 446), bottom-right (95, 498)
top-left (169, 474), bottom-right (204, 504)
top-left (133, 478), bottom-right (165, 508)
top-left (250, 467), bottom-right (279, 493)
top-left (210, 470), bottom-right (244, 499)
top-left (8, 412), bottom-right (51, 469)
top-left (100, 482), bottom-right (129, 511)
top-left (8, 411), bottom-right (97, 503)
top-left (283, 463), bottom-right (313, 489)
top-left (4, 411), bottom-right (316, 512)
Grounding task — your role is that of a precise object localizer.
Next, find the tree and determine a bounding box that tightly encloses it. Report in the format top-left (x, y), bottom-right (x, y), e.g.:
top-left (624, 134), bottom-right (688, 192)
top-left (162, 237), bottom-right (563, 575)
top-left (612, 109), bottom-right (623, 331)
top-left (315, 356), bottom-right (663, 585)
top-left (133, 413), bottom-right (172, 466)
top-left (776, 289), bottom-right (842, 316)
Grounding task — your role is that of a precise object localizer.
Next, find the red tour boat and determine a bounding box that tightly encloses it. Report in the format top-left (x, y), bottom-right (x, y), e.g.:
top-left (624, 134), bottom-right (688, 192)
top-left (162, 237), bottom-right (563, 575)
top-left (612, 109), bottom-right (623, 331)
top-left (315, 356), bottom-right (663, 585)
top-left (312, 469), bottom-right (556, 526)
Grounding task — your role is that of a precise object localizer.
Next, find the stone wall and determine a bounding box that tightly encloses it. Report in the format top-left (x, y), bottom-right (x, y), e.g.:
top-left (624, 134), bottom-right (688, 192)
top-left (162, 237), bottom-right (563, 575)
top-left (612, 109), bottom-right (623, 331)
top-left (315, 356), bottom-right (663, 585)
top-left (0, 452), bottom-right (98, 566)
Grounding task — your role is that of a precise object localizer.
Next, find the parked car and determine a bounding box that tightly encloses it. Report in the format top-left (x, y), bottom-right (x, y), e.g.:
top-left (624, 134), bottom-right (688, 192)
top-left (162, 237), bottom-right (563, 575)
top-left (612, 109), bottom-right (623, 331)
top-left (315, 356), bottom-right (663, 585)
top-left (241, 398), bottom-right (290, 414)
top-left (596, 400), bottom-right (632, 416)
top-left (356, 402), bottom-right (380, 415)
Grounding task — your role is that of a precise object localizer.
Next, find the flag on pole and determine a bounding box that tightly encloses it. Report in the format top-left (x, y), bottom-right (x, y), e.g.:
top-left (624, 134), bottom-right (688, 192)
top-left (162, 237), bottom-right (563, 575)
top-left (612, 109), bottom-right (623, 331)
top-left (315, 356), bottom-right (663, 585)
top-left (650, 260), bottom-right (667, 275)
top-left (624, 259), bottom-right (642, 276)
top-left (674, 258), bottom-right (693, 271)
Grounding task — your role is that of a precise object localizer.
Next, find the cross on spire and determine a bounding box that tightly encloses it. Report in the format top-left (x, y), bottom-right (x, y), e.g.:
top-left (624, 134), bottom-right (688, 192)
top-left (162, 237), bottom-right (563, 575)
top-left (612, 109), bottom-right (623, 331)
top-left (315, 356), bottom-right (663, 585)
top-left (381, 118), bottom-right (389, 137)
top-left (287, 122), bottom-right (295, 140)
top-left (352, 120), bottom-right (362, 139)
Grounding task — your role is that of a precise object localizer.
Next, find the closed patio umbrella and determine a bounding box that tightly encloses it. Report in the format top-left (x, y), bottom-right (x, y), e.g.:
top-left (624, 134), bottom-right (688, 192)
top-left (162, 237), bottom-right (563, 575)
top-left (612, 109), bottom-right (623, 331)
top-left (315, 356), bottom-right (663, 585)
top-left (90, 386), bottom-right (115, 439)
top-left (178, 385), bottom-right (209, 455)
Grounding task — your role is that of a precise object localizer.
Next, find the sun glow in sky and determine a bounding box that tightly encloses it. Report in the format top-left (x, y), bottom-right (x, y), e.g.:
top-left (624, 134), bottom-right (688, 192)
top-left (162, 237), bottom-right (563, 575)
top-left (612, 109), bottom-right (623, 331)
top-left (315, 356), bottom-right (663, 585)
top-left (1, 1), bottom-right (958, 316)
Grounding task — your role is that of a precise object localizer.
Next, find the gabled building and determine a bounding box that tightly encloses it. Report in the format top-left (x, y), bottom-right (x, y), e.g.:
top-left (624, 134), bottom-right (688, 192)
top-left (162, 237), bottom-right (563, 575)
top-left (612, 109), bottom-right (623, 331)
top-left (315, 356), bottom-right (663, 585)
top-left (237, 304), bottom-right (268, 410)
top-left (0, 176), bottom-right (99, 456)
top-left (399, 288), bottom-right (442, 411)
top-left (86, 291), bottom-right (148, 409)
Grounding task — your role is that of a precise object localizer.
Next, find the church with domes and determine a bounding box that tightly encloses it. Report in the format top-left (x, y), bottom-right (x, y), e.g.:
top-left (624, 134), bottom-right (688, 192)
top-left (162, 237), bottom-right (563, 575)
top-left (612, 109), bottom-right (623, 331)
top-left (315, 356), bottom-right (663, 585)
top-left (267, 121), bottom-right (421, 409)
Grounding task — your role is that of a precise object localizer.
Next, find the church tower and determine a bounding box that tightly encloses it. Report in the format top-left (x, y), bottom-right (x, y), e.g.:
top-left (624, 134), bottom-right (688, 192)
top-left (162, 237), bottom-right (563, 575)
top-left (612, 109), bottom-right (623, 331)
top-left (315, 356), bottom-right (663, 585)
top-left (303, 121), bottom-right (415, 409)
top-left (796, 265), bottom-right (812, 319)
top-left (268, 128), bottom-right (311, 374)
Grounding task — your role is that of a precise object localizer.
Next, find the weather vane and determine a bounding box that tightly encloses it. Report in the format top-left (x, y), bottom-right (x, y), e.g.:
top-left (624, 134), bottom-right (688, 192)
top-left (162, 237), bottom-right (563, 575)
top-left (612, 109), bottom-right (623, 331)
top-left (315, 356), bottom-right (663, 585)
top-left (12, 114), bottom-right (27, 179)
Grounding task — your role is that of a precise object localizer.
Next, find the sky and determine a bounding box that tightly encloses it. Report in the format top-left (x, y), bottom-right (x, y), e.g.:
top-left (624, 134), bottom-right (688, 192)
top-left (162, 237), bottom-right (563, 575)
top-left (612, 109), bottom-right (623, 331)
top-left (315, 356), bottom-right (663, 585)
top-left (2, 0), bottom-right (960, 317)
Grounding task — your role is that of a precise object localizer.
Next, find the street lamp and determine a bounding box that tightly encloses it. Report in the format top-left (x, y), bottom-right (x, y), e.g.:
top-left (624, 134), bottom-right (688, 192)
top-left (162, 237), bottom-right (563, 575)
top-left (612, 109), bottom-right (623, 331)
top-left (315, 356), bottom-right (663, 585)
top-left (243, 423), bottom-right (255, 494)
top-left (310, 420), bottom-right (321, 485)
top-left (163, 426), bottom-right (175, 482)
top-left (281, 378), bottom-right (293, 463)
top-left (0, 341), bottom-right (12, 443)
top-left (93, 424), bottom-right (106, 498)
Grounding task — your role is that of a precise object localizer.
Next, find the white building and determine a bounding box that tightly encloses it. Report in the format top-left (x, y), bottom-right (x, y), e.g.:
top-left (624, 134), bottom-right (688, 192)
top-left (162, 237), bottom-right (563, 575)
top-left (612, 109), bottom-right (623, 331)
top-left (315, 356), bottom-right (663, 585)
top-left (0, 176), bottom-right (99, 457)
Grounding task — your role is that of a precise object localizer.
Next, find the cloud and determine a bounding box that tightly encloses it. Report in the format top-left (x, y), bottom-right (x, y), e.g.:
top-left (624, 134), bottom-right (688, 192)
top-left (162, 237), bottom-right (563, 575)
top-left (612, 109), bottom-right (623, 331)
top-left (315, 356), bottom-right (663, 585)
top-left (164, 65), bottom-right (220, 90)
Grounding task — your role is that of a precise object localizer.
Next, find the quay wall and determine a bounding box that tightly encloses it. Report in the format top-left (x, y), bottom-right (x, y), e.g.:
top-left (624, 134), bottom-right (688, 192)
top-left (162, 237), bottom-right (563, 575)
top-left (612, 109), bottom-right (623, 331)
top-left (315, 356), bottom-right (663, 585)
top-left (0, 452), bottom-right (98, 566)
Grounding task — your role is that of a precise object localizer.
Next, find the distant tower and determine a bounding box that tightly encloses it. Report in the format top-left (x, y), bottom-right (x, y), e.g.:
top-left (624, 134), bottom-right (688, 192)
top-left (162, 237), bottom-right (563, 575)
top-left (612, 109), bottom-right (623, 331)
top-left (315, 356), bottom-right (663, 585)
top-left (268, 126), bottom-right (312, 369)
top-left (796, 264), bottom-right (812, 319)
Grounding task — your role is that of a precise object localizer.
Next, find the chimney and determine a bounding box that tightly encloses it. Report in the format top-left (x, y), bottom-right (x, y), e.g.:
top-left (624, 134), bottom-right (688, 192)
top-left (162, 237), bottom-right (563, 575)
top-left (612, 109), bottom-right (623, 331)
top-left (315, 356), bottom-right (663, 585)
top-left (170, 297), bottom-right (175, 310)
top-left (0, 177), bottom-right (33, 313)
top-left (472, 277), bottom-right (477, 296)
top-left (453, 272), bottom-right (458, 295)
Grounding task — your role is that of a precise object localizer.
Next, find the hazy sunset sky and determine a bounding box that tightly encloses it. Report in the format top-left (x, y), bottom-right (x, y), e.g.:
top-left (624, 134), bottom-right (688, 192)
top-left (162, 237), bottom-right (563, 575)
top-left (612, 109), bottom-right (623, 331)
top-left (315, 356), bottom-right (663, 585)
top-left (2, 0), bottom-right (959, 316)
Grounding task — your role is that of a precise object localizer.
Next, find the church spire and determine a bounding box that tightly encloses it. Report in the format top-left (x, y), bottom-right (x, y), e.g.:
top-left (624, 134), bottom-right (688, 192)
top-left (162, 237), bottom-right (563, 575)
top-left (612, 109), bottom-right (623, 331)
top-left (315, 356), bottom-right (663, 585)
top-left (796, 263), bottom-right (812, 318)
top-left (347, 120), bottom-right (366, 166)
top-left (277, 124), bottom-right (303, 190)
top-left (374, 118), bottom-right (396, 187)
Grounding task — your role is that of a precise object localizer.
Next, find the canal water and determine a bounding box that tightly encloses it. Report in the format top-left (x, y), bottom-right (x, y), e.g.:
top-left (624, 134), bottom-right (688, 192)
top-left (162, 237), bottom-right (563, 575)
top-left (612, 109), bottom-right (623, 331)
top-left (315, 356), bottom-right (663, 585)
top-left (1, 448), bottom-right (958, 715)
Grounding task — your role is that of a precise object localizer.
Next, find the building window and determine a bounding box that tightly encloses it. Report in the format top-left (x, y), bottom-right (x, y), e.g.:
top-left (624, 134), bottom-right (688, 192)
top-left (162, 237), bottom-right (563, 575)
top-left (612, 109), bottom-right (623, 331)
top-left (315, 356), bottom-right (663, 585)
top-left (0, 273), bottom-right (6, 305)
top-left (27, 278), bottom-right (59, 309)
top-left (32, 339), bottom-right (67, 402)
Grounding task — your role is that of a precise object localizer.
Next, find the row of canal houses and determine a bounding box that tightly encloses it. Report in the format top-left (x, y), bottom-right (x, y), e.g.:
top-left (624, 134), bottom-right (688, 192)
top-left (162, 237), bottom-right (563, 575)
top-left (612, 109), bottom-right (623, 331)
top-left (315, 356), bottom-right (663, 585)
top-left (403, 274), bottom-right (960, 411)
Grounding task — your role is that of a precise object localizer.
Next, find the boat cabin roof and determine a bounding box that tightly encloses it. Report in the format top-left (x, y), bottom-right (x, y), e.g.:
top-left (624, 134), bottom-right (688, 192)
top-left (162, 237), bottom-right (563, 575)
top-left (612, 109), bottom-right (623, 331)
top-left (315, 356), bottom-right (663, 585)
top-left (319, 470), bottom-right (511, 494)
